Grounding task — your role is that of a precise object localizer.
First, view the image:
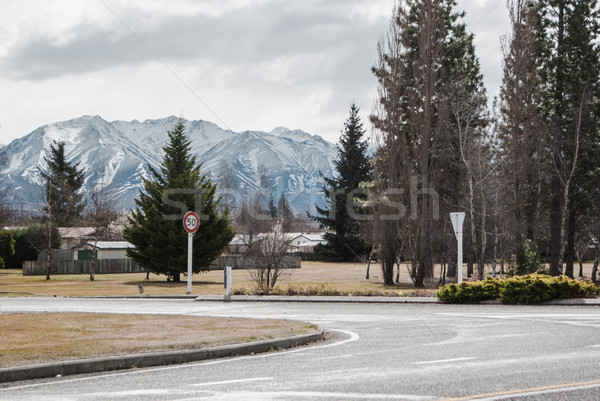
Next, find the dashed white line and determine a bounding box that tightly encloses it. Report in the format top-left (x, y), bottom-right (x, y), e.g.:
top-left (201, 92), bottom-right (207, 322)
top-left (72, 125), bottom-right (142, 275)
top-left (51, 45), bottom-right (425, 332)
top-left (411, 357), bottom-right (477, 365)
top-left (189, 377), bottom-right (273, 387)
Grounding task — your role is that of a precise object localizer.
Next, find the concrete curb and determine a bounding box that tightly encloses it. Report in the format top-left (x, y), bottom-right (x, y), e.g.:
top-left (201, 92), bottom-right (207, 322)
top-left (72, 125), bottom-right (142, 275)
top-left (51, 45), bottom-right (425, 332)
top-left (0, 330), bottom-right (324, 383)
top-left (194, 294), bottom-right (600, 305)
top-left (195, 295), bottom-right (442, 303)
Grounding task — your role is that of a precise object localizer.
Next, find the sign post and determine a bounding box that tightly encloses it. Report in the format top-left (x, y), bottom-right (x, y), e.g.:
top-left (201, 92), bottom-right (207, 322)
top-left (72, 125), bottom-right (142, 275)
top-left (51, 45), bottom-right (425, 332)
top-left (183, 211), bottom-right (200, 294)
top-left (450, 212), bottom-right (465, 284)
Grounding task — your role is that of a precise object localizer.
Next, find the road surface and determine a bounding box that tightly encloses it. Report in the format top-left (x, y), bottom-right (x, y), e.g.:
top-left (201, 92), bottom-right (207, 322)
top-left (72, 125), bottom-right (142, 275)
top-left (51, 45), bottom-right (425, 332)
top-left (1, 297), bottom-right (600, 400)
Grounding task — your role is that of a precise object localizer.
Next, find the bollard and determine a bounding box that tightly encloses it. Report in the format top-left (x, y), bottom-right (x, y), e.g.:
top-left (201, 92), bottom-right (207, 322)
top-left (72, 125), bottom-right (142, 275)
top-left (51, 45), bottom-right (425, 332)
top-left (224, 266), bottom-right (232, 302)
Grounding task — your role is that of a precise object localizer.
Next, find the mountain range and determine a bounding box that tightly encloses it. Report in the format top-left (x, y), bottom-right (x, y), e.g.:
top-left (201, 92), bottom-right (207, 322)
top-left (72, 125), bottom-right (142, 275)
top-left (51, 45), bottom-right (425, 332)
top-left (0, 115), bottom-right (337, 215)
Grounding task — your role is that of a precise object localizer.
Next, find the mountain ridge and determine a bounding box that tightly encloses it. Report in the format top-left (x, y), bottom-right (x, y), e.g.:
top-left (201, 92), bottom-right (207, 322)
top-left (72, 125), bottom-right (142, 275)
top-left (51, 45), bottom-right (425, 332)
top-left (0, 115), bottom-right (336, 215)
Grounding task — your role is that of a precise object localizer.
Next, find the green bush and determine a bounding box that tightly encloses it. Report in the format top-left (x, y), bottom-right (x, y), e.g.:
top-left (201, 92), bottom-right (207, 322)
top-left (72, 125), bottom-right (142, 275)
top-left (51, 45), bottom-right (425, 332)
top-left (437, 279), bottom-right (502, 303)
top-left (438, 274), bottom-right (600, 304)
top-left (4, 228), bottom-right (38, 269)
top-left (516, 239), bottom-right (543, 276)
top-left (0, 230), bottom-right (16, 269)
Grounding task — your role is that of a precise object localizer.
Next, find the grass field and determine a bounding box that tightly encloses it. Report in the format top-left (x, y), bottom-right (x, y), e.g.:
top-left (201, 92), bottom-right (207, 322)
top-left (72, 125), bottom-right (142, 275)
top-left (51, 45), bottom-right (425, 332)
top-left (1, 261), bottom-right (597, 297)
top-left (0, 313), bottom-right (318, 368)
top-left (0, 261), bottom-right (426, 297)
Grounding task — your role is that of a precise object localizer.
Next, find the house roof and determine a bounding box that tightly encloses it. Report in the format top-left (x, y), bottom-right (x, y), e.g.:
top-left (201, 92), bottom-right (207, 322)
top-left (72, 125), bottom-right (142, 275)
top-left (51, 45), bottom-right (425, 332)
top-left (59, 227), bottom-right (96, 238)
top-left (229, 234), bottom-right (266, 246)
top-left (86, 241), bottom-right (134, 250)
top-left (287, 233), bottom-right (326, 243)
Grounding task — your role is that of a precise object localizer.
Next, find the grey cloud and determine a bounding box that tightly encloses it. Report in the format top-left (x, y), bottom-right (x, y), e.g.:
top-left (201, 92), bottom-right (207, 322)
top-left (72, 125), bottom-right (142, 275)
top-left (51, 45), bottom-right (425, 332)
top-left (2, 1), bottom-right (387, 81)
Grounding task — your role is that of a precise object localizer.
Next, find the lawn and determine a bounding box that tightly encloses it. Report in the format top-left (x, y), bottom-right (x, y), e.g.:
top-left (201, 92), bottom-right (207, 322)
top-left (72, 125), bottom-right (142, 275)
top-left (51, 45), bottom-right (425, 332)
top-left (0, 312), bottom-right (318, 368)
top-left (0, 261), bottom-right (432, 297)
top-left (1, 261), bottom-right (595, 297)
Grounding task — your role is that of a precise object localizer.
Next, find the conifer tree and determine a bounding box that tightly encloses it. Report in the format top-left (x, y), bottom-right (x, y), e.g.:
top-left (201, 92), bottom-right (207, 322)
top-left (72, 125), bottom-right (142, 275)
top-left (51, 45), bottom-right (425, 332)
top-left (497, 0), bottom-right (545, 273)
top-left (277, 192), bottom-right (293, 232)
top-left (268, 195), bottom-right (277, 219)
top-left (39, 140), bottom-right (86, 227)
top-left (313, 103), bottom-right (372, 261)
top-left (123, 119), bottom-right (235, 282)
top-left (540, 0), bottom-right (600, 276)
top-left (372, 0), bottom-right (489, 286)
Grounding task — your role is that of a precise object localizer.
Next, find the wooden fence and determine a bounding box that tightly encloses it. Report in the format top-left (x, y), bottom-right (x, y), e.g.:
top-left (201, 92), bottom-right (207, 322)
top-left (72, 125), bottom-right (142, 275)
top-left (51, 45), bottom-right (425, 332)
top-left (22, 255), bottom-right (301, 275)
top-left (23, 259), bottom-right (145, 276)
top-left (215, 255), bottom-right (301, 270)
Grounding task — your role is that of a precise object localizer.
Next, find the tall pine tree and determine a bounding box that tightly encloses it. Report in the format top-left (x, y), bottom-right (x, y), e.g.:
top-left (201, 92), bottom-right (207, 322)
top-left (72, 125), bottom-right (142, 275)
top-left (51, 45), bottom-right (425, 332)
top-left (540, 0), bottom-right (600, 276)
top-left (313, 103), bottom-right (372, 261)
top-left (123, 119), bottom-right (235, 282)
top-left (39, 140), bottom-right (86, 227)
top-left (372, 0), bottom-right (489, 286)
top-left (497, 0), bottom-right (546, 273)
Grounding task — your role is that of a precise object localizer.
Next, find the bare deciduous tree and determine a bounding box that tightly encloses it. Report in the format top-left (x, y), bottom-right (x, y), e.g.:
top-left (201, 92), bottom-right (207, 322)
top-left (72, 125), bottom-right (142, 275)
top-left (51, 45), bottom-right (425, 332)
top-left (85, 166), bottom-right (118, 281)
top-left (248, 220), bottom-right (292, 289)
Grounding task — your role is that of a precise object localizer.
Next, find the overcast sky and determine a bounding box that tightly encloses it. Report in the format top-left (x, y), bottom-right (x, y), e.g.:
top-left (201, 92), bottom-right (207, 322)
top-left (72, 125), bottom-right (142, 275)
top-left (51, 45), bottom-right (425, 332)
top-left (0, 0), bottom-right (509, 146)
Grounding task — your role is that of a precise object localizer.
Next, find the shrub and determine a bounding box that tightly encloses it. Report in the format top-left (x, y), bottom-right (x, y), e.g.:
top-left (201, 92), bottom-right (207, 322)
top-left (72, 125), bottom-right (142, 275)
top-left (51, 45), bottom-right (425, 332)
top-left (437, 279), bottom-right (502, 303)
top-left (438, 274), bottom-right (600, 304)
top-left (232, 284), bottom-right (405, 297)
top-left (516, 239), bottom-right (543, 276)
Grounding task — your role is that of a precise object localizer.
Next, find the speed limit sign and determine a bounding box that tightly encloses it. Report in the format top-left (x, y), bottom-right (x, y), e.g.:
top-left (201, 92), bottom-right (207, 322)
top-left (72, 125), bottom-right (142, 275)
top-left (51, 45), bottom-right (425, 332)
top-left (183, 211), bottom-right (200, 234)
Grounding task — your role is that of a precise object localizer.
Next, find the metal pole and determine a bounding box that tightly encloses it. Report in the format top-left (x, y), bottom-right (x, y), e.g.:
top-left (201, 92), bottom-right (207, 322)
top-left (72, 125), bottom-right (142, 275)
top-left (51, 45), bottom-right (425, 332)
top-left (450, 212), bottom-right (465, 284)
top-left (187, 233), bottom-right (193, 294)
top-left (457, 227), bottom-right (463, 284)
top-left (224, 266), bottom-right (232, 301)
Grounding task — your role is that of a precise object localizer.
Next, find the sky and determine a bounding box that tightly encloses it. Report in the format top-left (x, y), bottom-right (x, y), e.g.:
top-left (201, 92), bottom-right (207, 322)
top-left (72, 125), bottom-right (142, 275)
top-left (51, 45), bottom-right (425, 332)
top-left (0, 0), bottom-right (509, 146)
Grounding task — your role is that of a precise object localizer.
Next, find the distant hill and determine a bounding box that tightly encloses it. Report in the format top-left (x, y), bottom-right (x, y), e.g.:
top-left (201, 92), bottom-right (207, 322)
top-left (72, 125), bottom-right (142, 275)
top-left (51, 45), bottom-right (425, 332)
top-left (0, 115), bottom-right (337, 215)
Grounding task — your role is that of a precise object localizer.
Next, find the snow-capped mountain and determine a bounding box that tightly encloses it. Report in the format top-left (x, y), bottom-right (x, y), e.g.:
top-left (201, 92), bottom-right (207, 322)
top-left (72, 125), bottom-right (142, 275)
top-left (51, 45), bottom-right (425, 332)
top-left (0, 116), bottom-right (336, 215)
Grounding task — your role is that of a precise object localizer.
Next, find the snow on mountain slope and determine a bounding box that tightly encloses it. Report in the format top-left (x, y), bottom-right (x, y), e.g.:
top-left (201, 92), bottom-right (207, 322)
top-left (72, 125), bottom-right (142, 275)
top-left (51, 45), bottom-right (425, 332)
top-left (0, 116), bottom-right (336, 214)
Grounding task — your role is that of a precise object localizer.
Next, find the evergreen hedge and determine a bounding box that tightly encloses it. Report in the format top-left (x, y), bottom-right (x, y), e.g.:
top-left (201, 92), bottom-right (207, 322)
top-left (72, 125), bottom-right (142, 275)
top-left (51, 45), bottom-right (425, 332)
top-left (437, 274), bottom-right (600, 304)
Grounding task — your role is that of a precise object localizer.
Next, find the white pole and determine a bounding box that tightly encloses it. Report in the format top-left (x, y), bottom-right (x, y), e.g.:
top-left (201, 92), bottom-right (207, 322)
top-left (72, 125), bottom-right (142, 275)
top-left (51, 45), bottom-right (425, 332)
top-left (457, 227), bottom-right (463, 284)
top-left (224, 266), bottom-right (232, 301)
top-left (450, 212), bottom-right (465, 284)
top-left (187, 233), bottom-right (193, 294)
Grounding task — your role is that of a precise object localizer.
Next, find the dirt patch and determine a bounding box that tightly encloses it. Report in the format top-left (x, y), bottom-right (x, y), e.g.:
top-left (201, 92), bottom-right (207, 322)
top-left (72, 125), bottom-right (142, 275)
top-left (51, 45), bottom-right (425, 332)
top-left (0, 312), bottom-right (317, 368)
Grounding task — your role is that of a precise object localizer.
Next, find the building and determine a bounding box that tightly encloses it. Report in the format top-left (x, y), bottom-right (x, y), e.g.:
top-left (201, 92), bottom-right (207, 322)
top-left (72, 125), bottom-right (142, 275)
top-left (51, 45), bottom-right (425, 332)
top-left (74, 241), bottom-right (135, 260)
top-left (287, 233), bottom-right (326, 253)
top-left (58, 227), bottom-right (96, 250)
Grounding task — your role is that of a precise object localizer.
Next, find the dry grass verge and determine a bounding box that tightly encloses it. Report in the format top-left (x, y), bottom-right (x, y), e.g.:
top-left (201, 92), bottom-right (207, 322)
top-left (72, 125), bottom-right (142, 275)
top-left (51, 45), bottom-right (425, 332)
top-left (4, 261), bottom-right (592, 297)
top-left (0, 312), bottom-right (318, 368)
top-left (0, 262), bottom-right (435, 297)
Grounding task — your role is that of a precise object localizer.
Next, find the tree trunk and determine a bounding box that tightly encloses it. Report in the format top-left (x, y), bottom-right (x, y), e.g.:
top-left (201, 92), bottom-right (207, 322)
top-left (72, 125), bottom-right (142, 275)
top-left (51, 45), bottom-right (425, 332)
top-left (564, 208), bottom-right (575, 277)
top-left (365, 248), bottom-right (375, 279)
top-left (478, 164), bottom-right (487, 280)
top-left (549, 186), bottom-right (562, 275)
top-left (549, 0), bottom-right (566, 277)
top-left (591, 256), bottom-right (599, 284)
top-left (90, 240), bottom-right (97, 281)
top-left (469, 172), bottom-right (476, 279)
top-left (382, 256), bottom-right (395, 285)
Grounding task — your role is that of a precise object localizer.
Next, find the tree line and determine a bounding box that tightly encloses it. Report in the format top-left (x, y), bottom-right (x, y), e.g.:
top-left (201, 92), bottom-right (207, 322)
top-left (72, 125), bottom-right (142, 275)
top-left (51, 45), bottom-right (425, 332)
top-left (1, 0), bottom-right (598, 288)
top-left (313, 0), bottom-right (599, 287)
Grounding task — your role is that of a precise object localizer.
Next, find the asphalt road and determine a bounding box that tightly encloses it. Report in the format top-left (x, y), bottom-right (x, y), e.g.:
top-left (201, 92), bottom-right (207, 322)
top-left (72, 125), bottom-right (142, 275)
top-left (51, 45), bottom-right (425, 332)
top-left (1, 298), bottom-right (600, 400)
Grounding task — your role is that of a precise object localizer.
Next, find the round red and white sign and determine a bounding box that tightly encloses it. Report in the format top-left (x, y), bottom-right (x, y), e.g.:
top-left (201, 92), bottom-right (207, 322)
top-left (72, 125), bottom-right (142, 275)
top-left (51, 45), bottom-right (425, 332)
top-left (183, 211), bottom-right (200, 234)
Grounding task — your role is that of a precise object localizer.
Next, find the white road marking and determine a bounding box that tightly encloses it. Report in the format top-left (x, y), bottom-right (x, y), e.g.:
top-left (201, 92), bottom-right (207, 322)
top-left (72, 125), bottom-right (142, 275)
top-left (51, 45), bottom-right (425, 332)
top-left (411, 357), bottom-right (477, 365)
top-left (467, 382), bottom-right (600, 400)
top-left (178, 390), bottom-right (435, 400)
top-left (189, 377), bottom-right (273, 387)
top-left (0, 329), bottom-right (359, 391)
top-left (437, 312), bottom-right (600, 328)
